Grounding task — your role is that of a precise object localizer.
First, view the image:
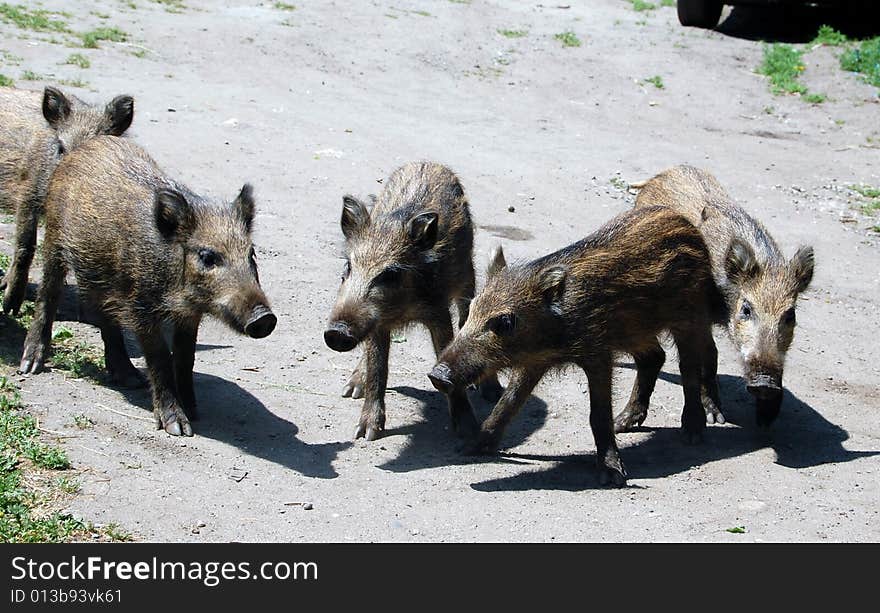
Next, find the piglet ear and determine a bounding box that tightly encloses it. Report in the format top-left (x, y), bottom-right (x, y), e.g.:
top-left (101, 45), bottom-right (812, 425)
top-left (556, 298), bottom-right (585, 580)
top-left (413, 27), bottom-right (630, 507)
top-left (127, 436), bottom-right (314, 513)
top-left (42, 87), bottom-right (72, 128)
top-left (154, 188), bottom-right (194, 240)
top-left (790, 245), bottom-right (814, 294)
top-left (408, 212), bottom-right (438, 250)
top-left (487, 245), bottom-right (507, 280)
top-left (105, 95), bottom-right (134, 136)
top-left (234, 183), bottom-right (255, 232)
top-left (341, 195), bottom-right (370, 240)
top-left (539, 266), bottom-right (567, 313)
top-left (724, 237), bottom-right (759, 285)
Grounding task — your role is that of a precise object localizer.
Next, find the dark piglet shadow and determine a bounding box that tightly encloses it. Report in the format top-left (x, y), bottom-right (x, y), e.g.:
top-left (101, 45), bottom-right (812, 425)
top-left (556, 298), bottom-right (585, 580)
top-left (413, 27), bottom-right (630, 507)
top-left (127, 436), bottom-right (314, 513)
top-left (377, 384), bottom-right (548, 473)
top-left (118, 373), bottom-right (351, 479)
top-left (470, 368), bottom-right (877, 493)
top-left (1, 286), bottom-right (349, 479)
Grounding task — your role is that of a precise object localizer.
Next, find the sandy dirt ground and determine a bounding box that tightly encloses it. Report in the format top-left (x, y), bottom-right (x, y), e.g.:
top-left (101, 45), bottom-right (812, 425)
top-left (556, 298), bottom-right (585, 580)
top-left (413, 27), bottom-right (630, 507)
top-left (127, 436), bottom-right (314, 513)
top-left (1, 0), bottom-right (878, 542)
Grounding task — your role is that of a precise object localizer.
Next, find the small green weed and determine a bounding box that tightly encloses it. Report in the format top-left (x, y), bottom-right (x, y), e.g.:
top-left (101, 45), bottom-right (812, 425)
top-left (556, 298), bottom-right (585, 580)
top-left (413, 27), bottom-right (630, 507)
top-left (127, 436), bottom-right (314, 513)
top-left (554, 31), bottom-right (581, 48)
top-left (64, 53), bottom-right (90, 68)
top-left (80, 27), bottom-right (127, 49)
top-left (841, 37), bottom-right (880, 88)
top-left (644, 75), bottom-right (664, 89)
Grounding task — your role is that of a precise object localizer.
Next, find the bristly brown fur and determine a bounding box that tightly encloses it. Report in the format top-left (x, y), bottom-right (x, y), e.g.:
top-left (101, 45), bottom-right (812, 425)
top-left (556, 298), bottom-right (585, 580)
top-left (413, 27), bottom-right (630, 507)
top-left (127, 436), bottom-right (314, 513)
top-left (434, 206), bottom-right (719, 485)
top-left (0, 86), bottom-right (134, 314)
top-left (20, 136), bottom-right (273, 438)
top-left (326, 161), bottom-right (500, 441)
top-left (634, 164), bottom-right (815, 425)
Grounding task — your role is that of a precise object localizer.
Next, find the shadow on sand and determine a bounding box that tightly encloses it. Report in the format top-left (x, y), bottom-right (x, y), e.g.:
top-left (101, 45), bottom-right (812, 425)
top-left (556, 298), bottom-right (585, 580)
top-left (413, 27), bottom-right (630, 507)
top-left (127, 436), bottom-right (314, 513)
top-left (377, 384), bottom-right (549, 473)
top-left (1, 287), bottom-right (350, 480)
top-left (469, 369), bottom-right (877, 492)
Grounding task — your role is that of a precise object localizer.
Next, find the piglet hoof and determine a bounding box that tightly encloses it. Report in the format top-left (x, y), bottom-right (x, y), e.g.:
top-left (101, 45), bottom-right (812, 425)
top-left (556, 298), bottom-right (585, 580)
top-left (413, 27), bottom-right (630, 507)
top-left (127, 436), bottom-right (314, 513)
top-left (158, 406), bottom-right (193, 437)
top-left (702, 398), bottom-right (725, 425)
top-left (598, 466), bottom-right (627, 487)
top-left (19, 341), bottom-right (49, 375)
top-left (2, 283), bottom-right (26, 316)
top-left (613, 402), bottom-right (647, 433)
top-left (342, 382), bottom-right (364, 399)
top-left (354, 417), bottom-right (385, 441)
top-left (342, 370), bottom-right (365, 399)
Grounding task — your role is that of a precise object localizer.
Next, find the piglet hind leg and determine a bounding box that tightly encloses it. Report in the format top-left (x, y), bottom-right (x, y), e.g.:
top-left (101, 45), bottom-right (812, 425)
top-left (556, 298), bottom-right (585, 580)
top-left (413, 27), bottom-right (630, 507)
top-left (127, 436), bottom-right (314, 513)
top-left (139, 331), bottom-right (192, 437)
top-left (673, 329), bottom-right (709, 445)
top-left (584, 358), bottom-right (627, 487)
top-left (85, 303), bottom-right (145, 389)
top-left (101, 324), bottom-right (147, 388)
top-left (20, 242), bottom-right (66, 375)
top-left (614, 340), bottom-right (665, 433)
top-left (354, 330), bottom-right (390, 441)
top-left (2, 194), bottom-right (39, 316)
top-left (342, 355), bottom-right (365, 399)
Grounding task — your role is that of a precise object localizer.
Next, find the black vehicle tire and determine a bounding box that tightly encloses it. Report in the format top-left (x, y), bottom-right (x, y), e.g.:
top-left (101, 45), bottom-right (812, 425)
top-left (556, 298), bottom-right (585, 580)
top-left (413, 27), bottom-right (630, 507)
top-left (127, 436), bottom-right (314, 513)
top-left (677, 0), bottom-right (723, 29)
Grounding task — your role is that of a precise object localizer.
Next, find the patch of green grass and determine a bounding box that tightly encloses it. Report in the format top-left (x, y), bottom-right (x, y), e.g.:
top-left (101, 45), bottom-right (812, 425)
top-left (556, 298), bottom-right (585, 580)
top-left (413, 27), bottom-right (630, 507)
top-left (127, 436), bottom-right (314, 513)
top-left (103, 522), bottom-right (133, 541)
top-left (803, 92), bottom-right (826, 104)
top-left (50, 334), bottom-right (105, 381)
top-left (498, 28), bottom-right (527, 38)
top-left (0, 74), bottom-right (13, 87)
top-left (64, 53), bottom-right (90, 69)
top-left (554, 31), bottom-right (581, 48)
top-left (152, 0), bottom-right (185, 11)
top-left (72, 413), bottom-right (94, 430)
top-left (54, 476), bottom-right (80, 495)
top-left (660, 0), bottom-right (675, 6)
top-left (273, 1), bottom-right (296, 9)
top-left (130, 48), bottom-right (147, 58)
top-left (644, 75), bottom-right (664, 89)
top-left (841, 37), bottom-right (880, 88)
top-left (20, 70), bottom-right (41, 81)
top-left (851, 184), bottom-right (880, 199)
top-left (812, 24), bottom-right (848, 47)
top-left (0, 3), bottom-right (69, 33)
top-left (0, 376), bottom-right (127, 542)
top-left (631, 0), bottom-right (656, 11)
top-left (759, 43), bottom-right (807, 95)
top-left (57, 78), bottom-right (89, 89)
top-left (0, 379), bottom-right (69, 470)
top-left (0, 50), bottom-right (23, 65)
top-left (80, 27), bottom-right (128, 49)
top-left (610, 176), bottom-right (628, 190)
top-left (858, 201), bottom-right (880, 215)
top-left (726, 526), bottom-right (746, 534)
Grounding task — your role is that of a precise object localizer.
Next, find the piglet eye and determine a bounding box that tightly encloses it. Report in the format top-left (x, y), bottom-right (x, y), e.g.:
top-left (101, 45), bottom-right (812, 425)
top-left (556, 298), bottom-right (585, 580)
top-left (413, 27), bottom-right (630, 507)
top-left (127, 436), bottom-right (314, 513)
top-left (198, 248), bottom-right (222, 269)
top-left (739, 300), bottom-right (752, 320)
top-left (56, 141), bottom-right (66, 155)
top-left (783, 308), bottom-right (796, 325)
top-left (373, 267), bottom-right (402, 287)
top-left (489, 313), bottom-right (517, 336)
